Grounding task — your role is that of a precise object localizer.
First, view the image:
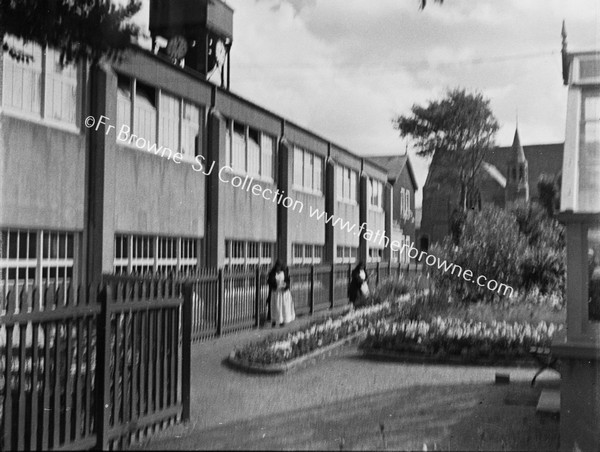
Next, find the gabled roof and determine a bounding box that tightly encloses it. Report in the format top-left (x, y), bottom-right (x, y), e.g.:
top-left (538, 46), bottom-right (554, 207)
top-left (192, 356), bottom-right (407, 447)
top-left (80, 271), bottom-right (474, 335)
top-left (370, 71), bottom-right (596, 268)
top-left (485, 142), bottom-right (563, 194)
top-left (368, 154), bottom-right (418, 190)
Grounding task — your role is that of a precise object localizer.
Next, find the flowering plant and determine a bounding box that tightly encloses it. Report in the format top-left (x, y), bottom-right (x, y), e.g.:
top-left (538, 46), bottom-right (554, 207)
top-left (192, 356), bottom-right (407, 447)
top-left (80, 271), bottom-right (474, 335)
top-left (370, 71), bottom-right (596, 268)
top-left (363, 316), bottom-right (562, 360)
top-left (234, 295), bottom-right (410, 365)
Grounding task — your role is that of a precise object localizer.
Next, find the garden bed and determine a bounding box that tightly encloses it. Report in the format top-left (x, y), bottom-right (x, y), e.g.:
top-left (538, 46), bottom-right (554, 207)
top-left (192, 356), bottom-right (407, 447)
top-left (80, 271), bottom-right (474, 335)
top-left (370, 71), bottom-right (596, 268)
top-left (360, 316), bottom-right (562, 366)
top-left (229, 295), bottom-right (410, 374)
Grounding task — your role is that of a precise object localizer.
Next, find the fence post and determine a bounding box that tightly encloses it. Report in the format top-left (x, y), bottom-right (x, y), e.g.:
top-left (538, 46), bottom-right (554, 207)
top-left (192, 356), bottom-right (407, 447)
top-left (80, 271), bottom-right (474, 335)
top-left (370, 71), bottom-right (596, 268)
top-left (181, 283), bottom-right (193, 422)
top-left (255, 266), bottom-right (261, 327)
top-left (309, 265), bottom-right (315, 315)
top-left (347, 264), bottom-right (352, 303)
top-left (95, 286), bottom-right (111, 451)
top-left (376, 261), bottom-right (380, 286)
top-left (217, 269), bottom-right (224, 336)
top-left (329, 263), bottom-right (335, 309)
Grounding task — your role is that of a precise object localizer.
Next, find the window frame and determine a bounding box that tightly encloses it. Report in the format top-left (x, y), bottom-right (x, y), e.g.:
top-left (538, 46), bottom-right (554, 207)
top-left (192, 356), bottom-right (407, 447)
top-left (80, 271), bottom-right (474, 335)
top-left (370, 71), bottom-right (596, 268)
top-left (336, 165), bottom-right (358, 204)
top-left (224, 118), bottom-right (276, 183)
top-left (292, 146), bottom-right (324, 195)
top-left (1, 36), bottom-right (82, 132)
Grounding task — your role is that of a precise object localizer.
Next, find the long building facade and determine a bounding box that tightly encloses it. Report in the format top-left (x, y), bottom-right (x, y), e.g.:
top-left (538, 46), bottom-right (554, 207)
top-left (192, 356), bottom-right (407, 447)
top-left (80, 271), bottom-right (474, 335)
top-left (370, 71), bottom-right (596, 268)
top-left (0, 1), bottom-right (417, 291)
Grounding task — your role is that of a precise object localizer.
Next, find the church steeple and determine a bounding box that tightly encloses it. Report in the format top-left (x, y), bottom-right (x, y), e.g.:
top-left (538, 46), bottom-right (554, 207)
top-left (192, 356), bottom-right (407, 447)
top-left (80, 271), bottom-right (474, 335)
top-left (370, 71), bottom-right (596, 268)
top-left (505, 126), bottom-right (529, 205)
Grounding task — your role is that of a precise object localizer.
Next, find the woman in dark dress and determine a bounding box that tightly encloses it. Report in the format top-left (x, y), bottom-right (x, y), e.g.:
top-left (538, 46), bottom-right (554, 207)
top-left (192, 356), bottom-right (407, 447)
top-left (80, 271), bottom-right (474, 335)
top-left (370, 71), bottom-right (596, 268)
top-left (348, 261), bottom-right (369, 308)
top-left (266, 260), bottom-right (294, 326)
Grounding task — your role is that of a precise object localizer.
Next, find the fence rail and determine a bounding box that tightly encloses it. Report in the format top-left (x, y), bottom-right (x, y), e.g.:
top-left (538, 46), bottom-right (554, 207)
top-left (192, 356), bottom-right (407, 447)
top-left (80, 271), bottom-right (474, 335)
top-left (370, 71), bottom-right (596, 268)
top-left (1, 279), bottom-right (192, 451)
top-left (1, 261), bottom-right (426, 450)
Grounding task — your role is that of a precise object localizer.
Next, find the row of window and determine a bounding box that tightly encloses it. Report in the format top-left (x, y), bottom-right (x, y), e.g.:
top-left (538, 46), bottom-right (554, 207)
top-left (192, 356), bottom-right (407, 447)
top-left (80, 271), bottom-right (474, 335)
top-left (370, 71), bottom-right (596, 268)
top-left (336, 246), bottom-right (358, 264)
top-left (292, 243), bottom-right (324, 266)
top-left (117, 74), bottom-right (203, 158)
top-left (224, 240), bottom-right (276, 270)
top-left (368, 248), bottom-right (383, 263)
top-left (113, 234), bottom-right (199, 276)
top-left (2, 36), bottom-right (79, 126)
top-left (1, 229), bottom-right (76, 295)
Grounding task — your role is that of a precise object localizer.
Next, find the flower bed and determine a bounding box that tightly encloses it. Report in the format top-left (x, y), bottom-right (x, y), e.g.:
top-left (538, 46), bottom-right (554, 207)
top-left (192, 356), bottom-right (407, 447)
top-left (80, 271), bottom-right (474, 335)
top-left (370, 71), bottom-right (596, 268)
top-left (361, 316), bottom-right (563, 363)
top-left (231, 295), bottom-right (410, 368)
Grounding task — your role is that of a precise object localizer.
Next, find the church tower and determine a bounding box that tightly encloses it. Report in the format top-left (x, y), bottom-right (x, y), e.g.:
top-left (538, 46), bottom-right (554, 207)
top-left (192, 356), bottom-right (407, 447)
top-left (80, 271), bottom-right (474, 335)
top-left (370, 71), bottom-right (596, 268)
top-left (504, 127), bottom-right (529, 205)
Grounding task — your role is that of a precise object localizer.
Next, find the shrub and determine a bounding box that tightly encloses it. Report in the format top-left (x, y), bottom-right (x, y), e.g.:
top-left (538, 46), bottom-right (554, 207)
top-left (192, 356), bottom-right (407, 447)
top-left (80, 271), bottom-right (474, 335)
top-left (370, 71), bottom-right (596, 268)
top-left (431, 205), bottom-right (527, 303)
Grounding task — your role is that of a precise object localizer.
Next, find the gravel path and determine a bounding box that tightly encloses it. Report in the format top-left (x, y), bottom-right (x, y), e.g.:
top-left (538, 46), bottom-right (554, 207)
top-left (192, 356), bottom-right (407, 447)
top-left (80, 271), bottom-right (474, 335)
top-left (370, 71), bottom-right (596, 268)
top-left (134, 315), bottom-right (560, 450)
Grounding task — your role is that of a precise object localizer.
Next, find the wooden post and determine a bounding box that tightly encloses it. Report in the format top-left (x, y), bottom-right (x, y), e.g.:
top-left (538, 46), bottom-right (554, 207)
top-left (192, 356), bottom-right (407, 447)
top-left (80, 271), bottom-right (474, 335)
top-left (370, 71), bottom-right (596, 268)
top-left (217, 269), bottom-right (224, 336)
top-left (309, 265), bottom-right (315, 315)
top-left (95, 287), bottom-right (111, 451)
top-left (329, 263), bottom-right (335, 309)
top-left (254, 266), bottom-right (260, 327)
top-left (181, 283), bottom-right (193, 422)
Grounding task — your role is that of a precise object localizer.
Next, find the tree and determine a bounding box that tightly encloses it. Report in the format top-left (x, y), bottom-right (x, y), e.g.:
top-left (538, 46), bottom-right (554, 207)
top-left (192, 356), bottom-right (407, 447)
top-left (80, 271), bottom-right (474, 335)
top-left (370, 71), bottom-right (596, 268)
top-left (393, 88), bottom-right (499, 212)
top-left (0, 0), bottom-right (142, 65)
top-left (537, 173), bottom-right (561, 218)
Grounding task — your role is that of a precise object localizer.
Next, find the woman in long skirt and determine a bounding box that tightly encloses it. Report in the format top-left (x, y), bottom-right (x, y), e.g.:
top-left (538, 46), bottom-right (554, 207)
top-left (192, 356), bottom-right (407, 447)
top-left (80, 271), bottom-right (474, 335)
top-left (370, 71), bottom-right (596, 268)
top-left (267, 260), bottom-right (295, 326)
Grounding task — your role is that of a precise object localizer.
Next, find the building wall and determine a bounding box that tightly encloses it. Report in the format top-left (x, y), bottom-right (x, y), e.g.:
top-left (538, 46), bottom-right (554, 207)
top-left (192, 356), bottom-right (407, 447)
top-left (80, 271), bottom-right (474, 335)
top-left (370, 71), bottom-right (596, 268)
top-left (0, 116), bottom-right (86, 230)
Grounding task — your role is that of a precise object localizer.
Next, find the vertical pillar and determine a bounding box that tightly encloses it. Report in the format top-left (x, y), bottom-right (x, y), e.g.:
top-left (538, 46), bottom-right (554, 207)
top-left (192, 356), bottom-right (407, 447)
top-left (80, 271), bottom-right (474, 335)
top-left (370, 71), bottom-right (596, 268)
top-left (324, 154), bottom-right (336, 264)
top-left (358, 172), bottom-right (369, 263)
top-left (383, 183), bottom-right (393, 263)
top-left (205, 108), bottom-right (227, 268)
top-left (86, 66), bottom-right (117, 284)
top-left (277, 138), bottom-right (293, 265)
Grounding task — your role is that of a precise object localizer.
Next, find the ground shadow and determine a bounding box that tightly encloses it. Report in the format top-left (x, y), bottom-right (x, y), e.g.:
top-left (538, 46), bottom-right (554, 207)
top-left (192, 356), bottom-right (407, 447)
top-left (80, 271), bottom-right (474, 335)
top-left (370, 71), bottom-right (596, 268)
top-left (134, 380), bottom-right (559, 451)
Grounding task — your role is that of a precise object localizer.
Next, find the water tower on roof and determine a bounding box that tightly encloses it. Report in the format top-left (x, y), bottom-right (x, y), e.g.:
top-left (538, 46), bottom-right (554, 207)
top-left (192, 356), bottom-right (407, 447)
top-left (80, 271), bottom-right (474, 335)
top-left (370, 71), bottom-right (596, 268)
top-left (149, 0), bottom-right (233, 89)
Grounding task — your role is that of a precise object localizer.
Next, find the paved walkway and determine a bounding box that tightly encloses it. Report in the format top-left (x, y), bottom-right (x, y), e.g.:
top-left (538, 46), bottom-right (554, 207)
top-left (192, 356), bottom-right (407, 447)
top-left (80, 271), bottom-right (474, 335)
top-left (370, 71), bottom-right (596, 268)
top-left (134, 309), bottom-right (560, 450)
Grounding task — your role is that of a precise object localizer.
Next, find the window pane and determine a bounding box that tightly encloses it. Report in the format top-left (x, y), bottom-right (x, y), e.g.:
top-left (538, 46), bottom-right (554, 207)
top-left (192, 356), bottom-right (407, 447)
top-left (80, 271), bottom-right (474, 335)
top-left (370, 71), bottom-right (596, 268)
top-left (294, 147), bottom-right (304, 187)
top-left (232, 122), bottom-right (246, 172)
top-left (314, 156), bottom-right (322, 193)
top-left (159, 92), bottom-right (180, 152)
top-left (303, 151), bottom-right (313, 190)
top-left (261, 134), bottom-right (274, 180)
top-left (584, 122), bottom-right (600, 144)
top-left (134, 82), bottom-right (157, 145)
top-left (182, 102), bottom-right (201, 156)
top-left (46, 47), bottom-right (77, 124)
top-left (117, 74), bottom-right (132, 131)
top-left (2, 36), bottom-right (43, 115)
top-left (247, 128), bottom-right (261, 177)
top-left (350, 170), bottom-right (357, 202)
top-left (584, 96), bottom-right (600, 121)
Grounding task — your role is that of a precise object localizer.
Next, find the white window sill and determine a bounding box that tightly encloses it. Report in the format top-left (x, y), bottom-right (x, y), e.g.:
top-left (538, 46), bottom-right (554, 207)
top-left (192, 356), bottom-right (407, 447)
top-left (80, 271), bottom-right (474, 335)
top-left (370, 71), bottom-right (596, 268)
top-left (292, 185), bottom-right (323, 197)
top-left (1, 108), bottom-right (81, 135)
top-left (336, 198), bottom-right (358, 206)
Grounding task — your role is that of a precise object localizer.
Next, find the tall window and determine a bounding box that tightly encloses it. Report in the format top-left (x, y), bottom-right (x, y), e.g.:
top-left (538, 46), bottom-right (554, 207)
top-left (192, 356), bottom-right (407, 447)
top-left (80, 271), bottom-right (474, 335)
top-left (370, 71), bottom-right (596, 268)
top-left (293, 146), bottom-right (323, 194)
top-left (2, 36), bottom-right (78, 126)
top-left (116, 74), bottom-right (203, 158)
top-left (225, 119), bottom-right (275, 181)
top-left (582, 90), bottom-right (600, 144)
top-left (113, 234), bottom-right (199, 276)
top-left (1, 229), bottom-right (76, 295)
top-left (336, 165), bottom-right (357, 203)
top-left (134, 81), bottom-right (157, 145)
top-left (159, 91), bottom-right (180, 151)
top-left (369, 179), bottom-right (383, 209)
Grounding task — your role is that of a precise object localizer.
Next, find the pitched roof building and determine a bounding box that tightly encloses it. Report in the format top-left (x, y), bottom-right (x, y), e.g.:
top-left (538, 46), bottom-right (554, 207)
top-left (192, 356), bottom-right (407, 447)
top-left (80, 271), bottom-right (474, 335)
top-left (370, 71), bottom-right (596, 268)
top-left (418, 128), bottom-right (563, 249)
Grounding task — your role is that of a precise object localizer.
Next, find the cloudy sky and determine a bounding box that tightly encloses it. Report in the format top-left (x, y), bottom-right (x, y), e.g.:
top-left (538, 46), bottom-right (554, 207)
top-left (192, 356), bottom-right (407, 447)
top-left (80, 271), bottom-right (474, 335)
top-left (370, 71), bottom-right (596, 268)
top-left (135, 0), bottom-right (600, 207)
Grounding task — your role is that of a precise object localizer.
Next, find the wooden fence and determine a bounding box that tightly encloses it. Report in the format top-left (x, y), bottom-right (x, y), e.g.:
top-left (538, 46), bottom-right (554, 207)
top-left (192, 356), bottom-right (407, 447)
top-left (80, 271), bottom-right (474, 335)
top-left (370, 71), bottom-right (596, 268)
top-left (0, 261), bottom-right (425, 450)
top-left (0, 279), bottom-right (193, 451)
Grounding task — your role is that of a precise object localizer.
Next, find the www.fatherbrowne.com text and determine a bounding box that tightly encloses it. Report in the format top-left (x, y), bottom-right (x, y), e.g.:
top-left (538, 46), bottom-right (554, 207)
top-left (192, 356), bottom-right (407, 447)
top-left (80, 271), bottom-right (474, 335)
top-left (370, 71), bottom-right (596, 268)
top-left (85, 114), bottom-right (514, 297)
